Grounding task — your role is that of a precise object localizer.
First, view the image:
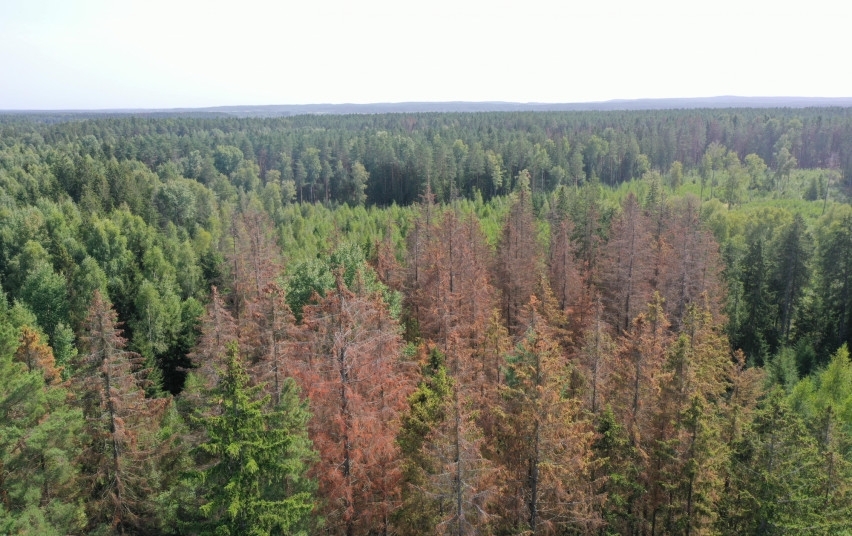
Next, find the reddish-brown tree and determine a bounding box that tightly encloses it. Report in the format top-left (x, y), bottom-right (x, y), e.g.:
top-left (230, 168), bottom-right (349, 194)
top-left (249, 280), bottom-right (298, 406)
top-left (495, 172), bottom-right (543, 336)
top-left (658, 196), bottom-right (725, 327)
top-left (404, 207), bottom-right (504, 522)
top-left (606, 295), bottom-right (672, 446)
top-left (13, 326), bottom-right (62, 385)
top-left (599, 193), bottom-right (654, 333)
top-left (372, 220), bottom-right (404, 292)
top-left (73, 290), bottom-right (170, 534)
top-left (188, 286), bottom-right (237, 390)
top-left (576, 296), bottom-right (616, 414)
top-left (410, 208), bottom-right (495, 349)
top-left (223, 208), bottom-right (301, 407)
top-left (405, 204), bottom-right (499, 397)
top-left (647, 186), bottom-right (673, 294)
top-left (573, 187), bottom-right (604, 329)
top-left (548, 213), bottom-right (582, 320)
top-left (471, 310), bottom-right (512, 445)
top-left (297, 273), bottom-right (413, 535)
top-left (496, 298), bottom-right (601, 534)
top-left (226, 207), bottom-right (283, 342)
top-left (402, 202), bottom-right (503, 534)
top-left (405, 182), bottom-right (439, 312)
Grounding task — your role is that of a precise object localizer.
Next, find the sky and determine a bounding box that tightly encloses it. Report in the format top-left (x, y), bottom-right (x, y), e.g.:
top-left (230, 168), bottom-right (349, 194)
top-left (1, 0), bottom-right (850, 110)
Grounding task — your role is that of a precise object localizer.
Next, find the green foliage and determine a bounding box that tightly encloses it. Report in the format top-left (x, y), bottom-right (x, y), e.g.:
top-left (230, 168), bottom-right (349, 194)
top-left (766, 346), bottom-right (799, 393)
top-left (286, 241), bottom-right (401, 322)
top-left (213, 145), bottom-right (244, 177)
top-left (3, 109), bottom-right (852, 532)
top-left (592, 407), bottom-right (643, 535)
top-left (285, 257), bottom-right (334, 322)
top-left (790, 345), bottom-right (852, 439)
top-left (0, 314), bottom-right (86, 535)
top-left (395, 347), bottom-right (454, 532)
top-left (718, 388), bottom-right (842, 534)
top-left (186, 343), bottom-right (315, 535)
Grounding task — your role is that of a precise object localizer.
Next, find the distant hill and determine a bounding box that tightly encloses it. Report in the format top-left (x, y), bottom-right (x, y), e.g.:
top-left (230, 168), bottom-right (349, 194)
top-left (194, 97), bottom-right (852, 116)
top-left (3, 96), bottom-right (852, 119)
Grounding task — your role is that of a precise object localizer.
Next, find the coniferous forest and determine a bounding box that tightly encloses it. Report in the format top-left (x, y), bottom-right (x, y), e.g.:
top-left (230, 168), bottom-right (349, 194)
top-left (2, 108), bottom-right (852, 534)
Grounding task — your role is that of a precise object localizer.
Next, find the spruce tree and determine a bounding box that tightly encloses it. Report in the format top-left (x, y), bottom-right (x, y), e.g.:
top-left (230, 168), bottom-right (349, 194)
top-left (599, 193), bottom-right (653, 333)
top-left (74, 290), bottom-right (171, 534)
top-left (497, 298), bottom-right (600, 534)
top-left (719, 389), bottom-right (827, 534)
top-left (189, 342), bottom-right (315, 535)
top-left (495, 171), bottom-right (542, 336)
top-left (394, 345), bottom-right (455, 534)
top-left (297, 272), bottom-right (412, 535)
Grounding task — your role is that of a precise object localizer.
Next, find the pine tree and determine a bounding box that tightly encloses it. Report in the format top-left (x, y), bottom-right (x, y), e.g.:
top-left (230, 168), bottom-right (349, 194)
top-left (0, 324), bottom-right (85, 535)
top-left (187, 342), bottom-right (315, 536)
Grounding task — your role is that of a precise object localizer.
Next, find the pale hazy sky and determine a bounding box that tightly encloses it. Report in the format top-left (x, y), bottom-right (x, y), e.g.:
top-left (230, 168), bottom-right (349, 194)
top-left (1, 0), bottom-right (850, 110)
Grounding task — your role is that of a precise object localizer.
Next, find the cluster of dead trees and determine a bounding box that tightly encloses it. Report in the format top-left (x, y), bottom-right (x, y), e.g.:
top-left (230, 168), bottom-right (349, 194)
top-left (181, 175), bottom-right (769, 535)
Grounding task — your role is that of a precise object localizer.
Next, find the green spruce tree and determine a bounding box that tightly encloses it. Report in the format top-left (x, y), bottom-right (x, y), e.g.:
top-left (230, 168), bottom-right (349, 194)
top-left (188, 342), bottom-right (315, 535)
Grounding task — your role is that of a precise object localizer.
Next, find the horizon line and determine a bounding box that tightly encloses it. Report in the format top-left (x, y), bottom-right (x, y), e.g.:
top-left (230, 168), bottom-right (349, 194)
top-left (4, 95), bottom-right (852, 114)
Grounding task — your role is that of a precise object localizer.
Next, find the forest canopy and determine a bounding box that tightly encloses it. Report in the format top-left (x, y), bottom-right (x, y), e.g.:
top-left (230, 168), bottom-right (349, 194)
top-left (1, 108), bottom-right (852, 534)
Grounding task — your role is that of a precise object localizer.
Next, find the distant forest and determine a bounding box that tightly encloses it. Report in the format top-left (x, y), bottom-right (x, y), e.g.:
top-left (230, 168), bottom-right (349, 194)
top-left (2, 107), bottom-right (852, 206)
top-left (2, 108), bottom-right (852, 534)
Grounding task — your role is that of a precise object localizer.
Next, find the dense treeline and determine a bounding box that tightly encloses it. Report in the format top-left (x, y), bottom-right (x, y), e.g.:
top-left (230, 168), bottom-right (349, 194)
top-left (2, 108), bottom-right (852, 207)
top-left (2, 110), bottom-right (852, 534)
